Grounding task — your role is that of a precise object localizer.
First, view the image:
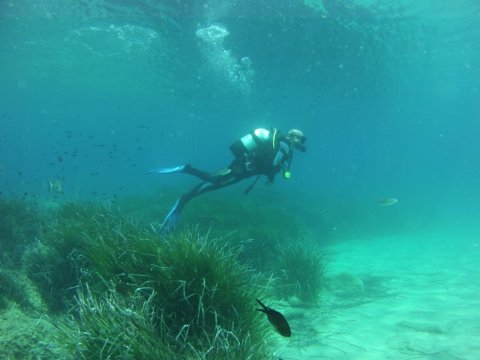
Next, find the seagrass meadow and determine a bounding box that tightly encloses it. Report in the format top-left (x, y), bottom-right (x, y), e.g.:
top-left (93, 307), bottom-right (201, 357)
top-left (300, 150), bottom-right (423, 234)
top-left (0, 191), bottom-right (329, 359)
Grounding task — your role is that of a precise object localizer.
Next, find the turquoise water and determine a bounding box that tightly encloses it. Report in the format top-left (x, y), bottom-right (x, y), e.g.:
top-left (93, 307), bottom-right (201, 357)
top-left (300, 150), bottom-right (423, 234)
top-left (0, 1), bottom-right (479, 357)
top-left (1, 1), bottom-right (479, 232)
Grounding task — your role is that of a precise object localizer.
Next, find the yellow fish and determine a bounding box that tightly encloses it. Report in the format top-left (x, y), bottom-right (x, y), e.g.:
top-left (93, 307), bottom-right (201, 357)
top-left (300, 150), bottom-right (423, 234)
top-left (379, 198), bottom-right (398, 206)
top-left (49, 179), bottom-right (63, 194)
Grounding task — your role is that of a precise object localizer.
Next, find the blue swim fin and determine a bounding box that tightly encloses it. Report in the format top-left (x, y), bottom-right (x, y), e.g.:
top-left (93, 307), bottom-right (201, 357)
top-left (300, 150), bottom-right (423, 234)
top-left (159, 199), bottom-right (182, 234)
top-left (147, 164), bottom-right (189, 174)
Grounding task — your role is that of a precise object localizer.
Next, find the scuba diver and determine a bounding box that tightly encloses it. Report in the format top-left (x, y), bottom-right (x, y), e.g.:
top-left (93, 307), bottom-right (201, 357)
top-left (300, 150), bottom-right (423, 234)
top-left (149, 128), bottom-right (307, 233)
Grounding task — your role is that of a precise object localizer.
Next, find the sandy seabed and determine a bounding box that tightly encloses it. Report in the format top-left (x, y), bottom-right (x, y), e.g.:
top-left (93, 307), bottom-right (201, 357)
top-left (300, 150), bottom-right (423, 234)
top-left (276, 231), bottom-right (480, 360)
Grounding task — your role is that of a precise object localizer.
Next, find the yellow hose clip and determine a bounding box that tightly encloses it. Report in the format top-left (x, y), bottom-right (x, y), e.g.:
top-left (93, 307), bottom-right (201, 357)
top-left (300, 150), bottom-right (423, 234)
top-left (272, 128), bottom-right (278, 149)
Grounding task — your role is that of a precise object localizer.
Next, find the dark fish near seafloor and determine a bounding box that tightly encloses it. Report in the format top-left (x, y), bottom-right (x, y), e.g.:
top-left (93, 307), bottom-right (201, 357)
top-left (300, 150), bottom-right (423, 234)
top-left (256, 299), bottom-right (291, 337)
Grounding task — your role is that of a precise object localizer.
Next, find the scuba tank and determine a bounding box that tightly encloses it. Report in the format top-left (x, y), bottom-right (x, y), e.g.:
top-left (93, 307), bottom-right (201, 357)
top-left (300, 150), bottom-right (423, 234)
top-left (230, 128), bottom-right (273, 171)
top-left (230, 128), bottom-right (272, 158)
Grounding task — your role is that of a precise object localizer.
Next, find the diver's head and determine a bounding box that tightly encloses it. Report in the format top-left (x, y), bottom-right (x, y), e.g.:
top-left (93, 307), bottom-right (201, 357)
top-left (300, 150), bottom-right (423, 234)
top-left (287, 129), bottom-right (307, 152)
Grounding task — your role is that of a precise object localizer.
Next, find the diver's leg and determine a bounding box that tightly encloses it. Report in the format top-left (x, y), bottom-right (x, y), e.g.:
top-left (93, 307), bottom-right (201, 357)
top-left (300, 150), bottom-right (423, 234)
top-left (183, 166), bottom-right (217, 182)
top-left (159, 176), bottom-right (243, 234)
top-left (159, 182), bottom-right (212, 234)
top-left (185, 165), bottom-right (239, 183)
top-left (148, 163), bottom-right (229, 183)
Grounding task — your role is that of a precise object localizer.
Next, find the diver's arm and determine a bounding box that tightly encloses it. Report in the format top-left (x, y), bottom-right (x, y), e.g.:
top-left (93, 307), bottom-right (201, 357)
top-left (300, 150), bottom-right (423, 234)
top-left (273, 141), bottom-right (290, 166)
top-left (267, 141), bottom-right (290, 183)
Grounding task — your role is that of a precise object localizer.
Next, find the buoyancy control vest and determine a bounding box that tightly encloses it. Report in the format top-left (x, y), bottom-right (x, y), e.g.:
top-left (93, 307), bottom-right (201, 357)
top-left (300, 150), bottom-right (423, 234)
top-left (230, 128), bottom-right (292, 174)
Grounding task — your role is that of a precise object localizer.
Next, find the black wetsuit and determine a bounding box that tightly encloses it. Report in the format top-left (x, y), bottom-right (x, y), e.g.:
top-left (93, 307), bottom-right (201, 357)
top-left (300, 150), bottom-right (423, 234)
top-left (175, 134), bottom-right (293, 214)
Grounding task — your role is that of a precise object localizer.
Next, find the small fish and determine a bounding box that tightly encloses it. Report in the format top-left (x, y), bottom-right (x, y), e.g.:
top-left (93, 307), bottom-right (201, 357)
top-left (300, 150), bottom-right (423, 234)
top-left (379, 198), bottom-right (398, 206)
top-left (256, 299), bottom-right (291, 337)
